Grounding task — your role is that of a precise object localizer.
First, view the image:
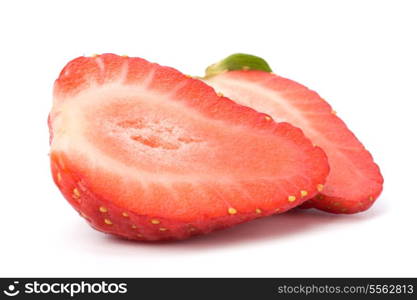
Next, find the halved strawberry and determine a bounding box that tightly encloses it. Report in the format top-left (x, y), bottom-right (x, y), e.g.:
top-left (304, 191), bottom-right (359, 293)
top-left (49, 53), bottom-right (329, 241)
top-left (204, 54), bottom-right (383, 214)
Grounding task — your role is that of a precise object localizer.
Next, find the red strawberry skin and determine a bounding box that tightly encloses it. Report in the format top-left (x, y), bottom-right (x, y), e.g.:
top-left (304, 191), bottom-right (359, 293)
top-left (206, 70), bottom-right (383, 214)
top-left (49, 54), bottom-right (329, 241)
top-left (50, 152), bottom-right (260, 241)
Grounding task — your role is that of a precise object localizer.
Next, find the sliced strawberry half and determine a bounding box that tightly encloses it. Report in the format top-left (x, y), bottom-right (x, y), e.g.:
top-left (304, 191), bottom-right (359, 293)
top-left (49, 53), bottom-right (329, 241)
top-left (204, 53), bottom-right (383, 214)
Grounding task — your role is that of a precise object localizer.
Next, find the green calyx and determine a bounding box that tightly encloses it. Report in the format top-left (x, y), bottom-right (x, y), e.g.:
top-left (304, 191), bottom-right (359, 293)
top-left (204, 53), bottom-right (272, 78)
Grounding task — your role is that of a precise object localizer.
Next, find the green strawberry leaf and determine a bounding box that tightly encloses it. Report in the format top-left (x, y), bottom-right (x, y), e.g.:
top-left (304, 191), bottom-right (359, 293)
top-left (205, 53), bottom-right (272, 78)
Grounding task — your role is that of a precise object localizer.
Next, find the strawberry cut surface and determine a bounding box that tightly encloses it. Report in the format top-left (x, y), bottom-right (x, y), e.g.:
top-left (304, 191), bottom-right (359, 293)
top-left (205, 69), bottom-right (383, 214)
top-left (49, 54), bottom-right (329, 241)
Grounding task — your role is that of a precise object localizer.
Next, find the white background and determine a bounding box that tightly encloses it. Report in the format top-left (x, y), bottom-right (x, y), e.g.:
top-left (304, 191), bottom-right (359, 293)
top-left (0, 0), bottom-right (416, 277)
